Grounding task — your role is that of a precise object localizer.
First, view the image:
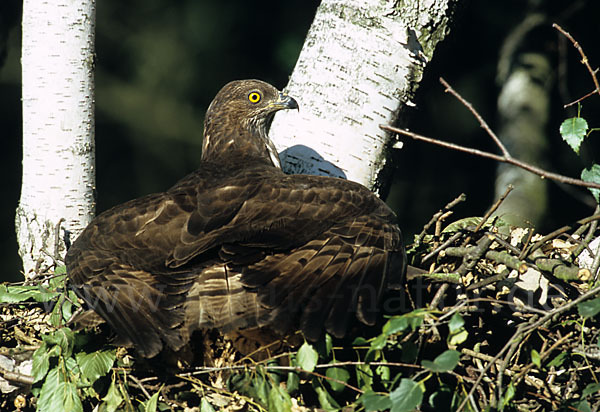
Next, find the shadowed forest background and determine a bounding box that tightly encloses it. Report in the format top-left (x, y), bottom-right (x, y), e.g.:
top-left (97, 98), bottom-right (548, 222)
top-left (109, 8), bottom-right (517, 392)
top-left (1, 0), bottom-right (599, 281)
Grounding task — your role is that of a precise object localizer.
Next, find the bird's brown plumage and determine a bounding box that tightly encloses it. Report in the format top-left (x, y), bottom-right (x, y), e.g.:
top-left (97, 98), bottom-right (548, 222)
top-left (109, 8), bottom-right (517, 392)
top-left (66, 79), bottom-right (406, 358)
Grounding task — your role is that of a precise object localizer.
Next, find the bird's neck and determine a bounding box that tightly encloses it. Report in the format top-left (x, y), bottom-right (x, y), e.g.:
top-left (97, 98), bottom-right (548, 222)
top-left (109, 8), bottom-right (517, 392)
top-left (201, 115), bottom-right (281, 168)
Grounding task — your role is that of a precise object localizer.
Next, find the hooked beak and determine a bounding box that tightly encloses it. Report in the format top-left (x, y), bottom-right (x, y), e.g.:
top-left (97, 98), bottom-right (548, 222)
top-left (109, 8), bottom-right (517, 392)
top-left (270, 91), bottom-right (299, 111)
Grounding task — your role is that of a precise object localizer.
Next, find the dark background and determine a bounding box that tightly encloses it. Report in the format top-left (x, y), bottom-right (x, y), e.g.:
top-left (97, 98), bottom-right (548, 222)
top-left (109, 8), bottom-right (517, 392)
top-left (1, 0), bottom-right (599, 281)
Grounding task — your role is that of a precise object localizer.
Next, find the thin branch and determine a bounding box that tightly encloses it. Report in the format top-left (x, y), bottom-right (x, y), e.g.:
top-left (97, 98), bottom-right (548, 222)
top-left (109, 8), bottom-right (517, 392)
top-left (439, 77), bottom-right (510, 157)
top-left (553, 23), bottom-right (600, 106)
top-left (456, 283), bottom-right (600, 412)
top-left (380, 124), bottom-right (600, 190)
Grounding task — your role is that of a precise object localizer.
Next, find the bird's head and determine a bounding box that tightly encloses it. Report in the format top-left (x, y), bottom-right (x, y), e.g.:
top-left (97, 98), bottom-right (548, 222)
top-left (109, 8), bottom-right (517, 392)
top-left (202, 79), bottom-right (299, 168)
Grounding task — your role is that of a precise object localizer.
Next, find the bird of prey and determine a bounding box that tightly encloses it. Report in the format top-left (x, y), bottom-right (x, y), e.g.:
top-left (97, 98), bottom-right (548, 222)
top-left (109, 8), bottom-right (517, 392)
top-left (66, 79), bottom-right (406, 358)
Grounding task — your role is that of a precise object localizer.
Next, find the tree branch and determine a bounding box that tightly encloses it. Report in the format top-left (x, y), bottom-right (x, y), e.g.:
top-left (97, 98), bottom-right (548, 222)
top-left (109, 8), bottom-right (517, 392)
top-left (380, 77), bottom-right (600, 190)
top-left (552, 23), bottom-right (600, 107)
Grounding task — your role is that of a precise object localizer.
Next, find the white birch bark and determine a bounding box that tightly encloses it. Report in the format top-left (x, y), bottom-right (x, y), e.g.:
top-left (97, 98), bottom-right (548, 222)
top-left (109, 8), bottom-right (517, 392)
top-left (17, 0), bottom-right (96, 279)
top-left (270, 0), bottom-right (458, 192)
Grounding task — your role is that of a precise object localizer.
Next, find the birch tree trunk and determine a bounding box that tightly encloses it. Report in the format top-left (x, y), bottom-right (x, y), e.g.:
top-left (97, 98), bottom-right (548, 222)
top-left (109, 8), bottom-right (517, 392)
top-left (270, 0), bottom-right (458, 193)
top-left (16, 0), bottom-right (96, 279)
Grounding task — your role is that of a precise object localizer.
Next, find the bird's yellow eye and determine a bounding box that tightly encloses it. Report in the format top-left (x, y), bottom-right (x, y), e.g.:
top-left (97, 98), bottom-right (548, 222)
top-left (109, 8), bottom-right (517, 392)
top-left (248, 91), bottom-right (261, 104)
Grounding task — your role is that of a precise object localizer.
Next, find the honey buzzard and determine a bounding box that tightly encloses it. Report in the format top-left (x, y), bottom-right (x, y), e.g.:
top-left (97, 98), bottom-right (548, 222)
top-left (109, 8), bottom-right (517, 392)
top-left (66, 79), bottom-right (406, 358)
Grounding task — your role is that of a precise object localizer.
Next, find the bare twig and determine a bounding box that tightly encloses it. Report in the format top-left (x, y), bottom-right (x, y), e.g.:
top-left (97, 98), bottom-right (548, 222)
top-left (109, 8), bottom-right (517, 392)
top-left (553, 23), bottom-right (600, 107)
top-left (381, 77), bottom-right (600, 191)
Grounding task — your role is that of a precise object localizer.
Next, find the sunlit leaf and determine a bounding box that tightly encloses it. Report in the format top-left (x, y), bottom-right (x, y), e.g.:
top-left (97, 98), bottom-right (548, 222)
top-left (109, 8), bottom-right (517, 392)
top-left (76, 350), bottom-right (116, 383)
top-left (531, 349), bottom-right (541, 368)
top-left (144, 390), bottom-right (159, 412)
top-left (296, 342), bottom-right (318, 372)
top-left (389, 378), bottom-right (423, 412)
top-left (560, 117), bottom-right (588, 154)
top-left (581, 165), bottom-right (600, 204)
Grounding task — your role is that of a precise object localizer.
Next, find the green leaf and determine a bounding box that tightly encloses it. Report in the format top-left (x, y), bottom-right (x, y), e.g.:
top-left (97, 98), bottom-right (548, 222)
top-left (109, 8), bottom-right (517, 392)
top-left (389, 379), bottom-right (423, 412)
top-left (325, 367), bottom-right (350, 392)
top-left (101, 380), bottom-right (123, 412)
top-left (286, 372), bottom-right (299, 394)
top-left (37, 367), bottom-right (64, 412)
top-left (448, 313), bottom-right (464, 332)
top-left (200, 398), bottom-right (216, 412)
top-left (531, 349), bottom-right (541, 368)
top-left (560, 117), bottom-right (588, 154)
top-left (582, 382), bottom-right (600, 398)
top-left (296, 342), bottom-right (318, 372)
top-left (32, 343), bottom-right (50, 383)
top-left (383, 317), bottom-right (409, 335)
top-left (43, 328), bottom-right (75, 358)
top-left (314, 386), bottom-right (340, 411)
top-left (578, 297), bottom-right (600, 318)
top-left (54, 265), bottom-right (67, 275)
top-left (370, 333), bottom-right (387, 351)
top-left (144, 391), bottom-right (160, 412)
top-left (268, 384), bottom-right (292, 412)
top-left (547, 352), bottom-right (567, 368)
top-left (502, 383), bottom-right (516, 406)
top-left (581, 165), bottom-right (600, 204)
top-left (57, 381), bottom-right (83, 412)
top-left (421, 350), bottom-right (460, 373)
top-left (448, 329), bottom-right (468, 347)
top-left (360, 391), bottom-right (392, 411)
top-left (576, 400), bottom-right (593, 412)
top-left (76, 350), bottom-right (116, 383)
top-left (356, 362), bottom-right (373, 391)
top-left (447, 313), bottom-right (468, 346)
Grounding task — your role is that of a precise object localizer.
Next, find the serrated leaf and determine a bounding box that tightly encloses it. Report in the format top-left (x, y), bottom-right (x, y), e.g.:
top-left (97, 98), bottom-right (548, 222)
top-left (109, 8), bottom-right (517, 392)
top-left (389, 378), bottom-right (423, 412)
top-left (325, 367), bottom-right (350, 392)
top-left (296, 342), bottom-right (318, 372)
top-left (76, 350), bottom-right (116, 383)
top-left (360, 391), bottom-right (392, 411)
top-left (578, 297), bottom-right (600, 318)
top-left (32, 343), bottom-right (50, 383)
top-left (101, 380), bottom-right (123, 412)
top-left (531, 349), bottom-right (541, 368)
top-left (421, 350), bottom-right (460, 373)
top-left (581, 165), bottom-right (600, 204)
top-left (583, 382), bottom-right (600, 398)
top-left (560, 117), bottom-right (588, 154)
